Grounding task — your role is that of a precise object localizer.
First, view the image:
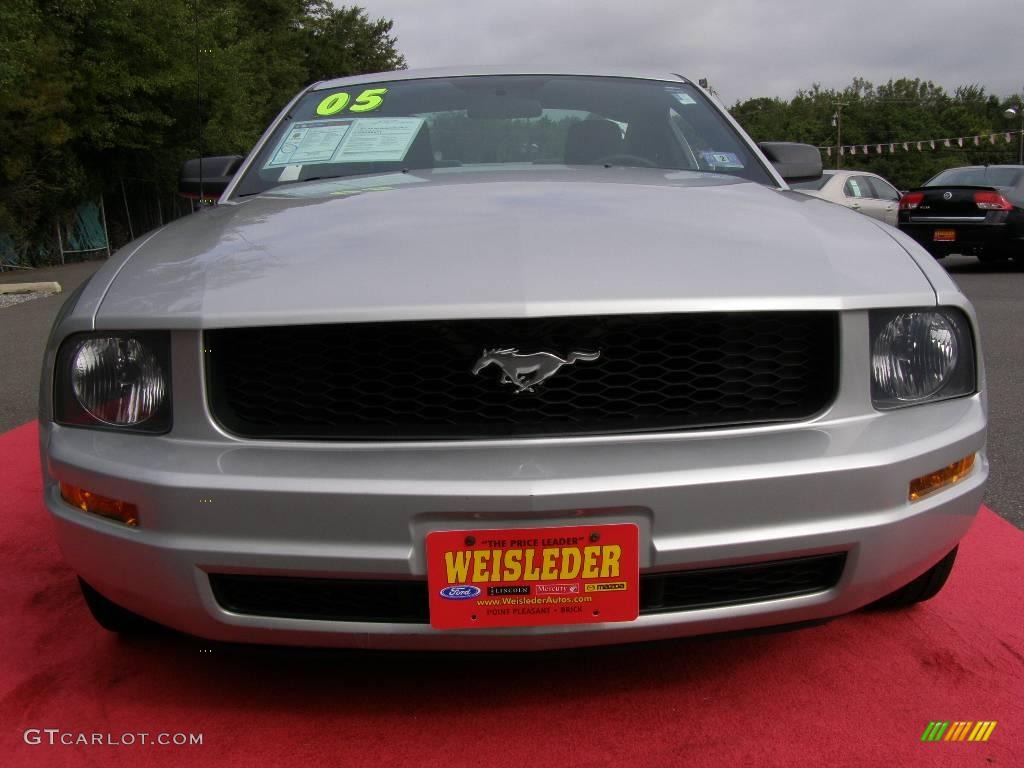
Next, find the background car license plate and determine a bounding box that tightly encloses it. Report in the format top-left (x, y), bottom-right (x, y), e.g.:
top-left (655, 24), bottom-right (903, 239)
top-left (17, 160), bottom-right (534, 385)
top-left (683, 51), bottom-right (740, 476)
top-left (426, 523), bottom-right (639, 630)
top-left (934, 229), bottom-right (956, 242)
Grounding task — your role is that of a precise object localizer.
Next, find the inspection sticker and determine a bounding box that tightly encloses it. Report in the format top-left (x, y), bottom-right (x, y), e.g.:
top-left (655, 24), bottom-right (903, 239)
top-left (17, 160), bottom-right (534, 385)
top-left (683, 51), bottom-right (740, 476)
top-left (700, 150), bottom-right (744, 169)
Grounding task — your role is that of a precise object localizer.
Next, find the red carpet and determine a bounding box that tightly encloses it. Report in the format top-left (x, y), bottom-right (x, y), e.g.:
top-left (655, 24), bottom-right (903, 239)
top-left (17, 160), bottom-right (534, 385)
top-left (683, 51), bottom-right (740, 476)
top-left (2, 420), bottom-right (1021, 767)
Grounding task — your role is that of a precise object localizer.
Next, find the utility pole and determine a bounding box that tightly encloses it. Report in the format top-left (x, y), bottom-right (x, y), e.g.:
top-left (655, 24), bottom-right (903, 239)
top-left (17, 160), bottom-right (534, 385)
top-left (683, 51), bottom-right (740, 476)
top-left (1005, 90), bottom-right (1024, 164)
top-left (1008, 105), bottom-right (1024, 164)
top-left (193, 0), bottom-right (203, 204)
top-left (832, 103), bottom-right (846, 170)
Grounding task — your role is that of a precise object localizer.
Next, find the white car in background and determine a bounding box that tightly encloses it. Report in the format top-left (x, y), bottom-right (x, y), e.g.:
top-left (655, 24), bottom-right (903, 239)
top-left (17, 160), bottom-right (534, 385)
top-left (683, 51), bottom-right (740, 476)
top-left (791, 169), bottom-right (902, 225)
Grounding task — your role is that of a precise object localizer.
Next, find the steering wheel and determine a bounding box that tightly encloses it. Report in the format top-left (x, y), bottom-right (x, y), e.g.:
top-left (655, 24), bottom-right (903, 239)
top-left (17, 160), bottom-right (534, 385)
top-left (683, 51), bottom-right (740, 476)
top-left (592, 154), bottom-right (659, 168)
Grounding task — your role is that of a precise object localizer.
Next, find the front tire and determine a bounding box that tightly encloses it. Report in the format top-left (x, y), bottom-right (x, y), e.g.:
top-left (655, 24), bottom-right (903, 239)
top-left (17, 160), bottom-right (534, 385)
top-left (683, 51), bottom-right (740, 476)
top-left (78, 578), bottom-right (158, 633)
top-left (868, 546), bottom-right (958, 610)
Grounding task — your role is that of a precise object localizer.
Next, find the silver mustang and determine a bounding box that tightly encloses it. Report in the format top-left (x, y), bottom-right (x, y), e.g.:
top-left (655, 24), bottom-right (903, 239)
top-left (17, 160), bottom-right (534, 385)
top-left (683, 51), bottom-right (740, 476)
top-left (39, 68), bottom-right (987, 650)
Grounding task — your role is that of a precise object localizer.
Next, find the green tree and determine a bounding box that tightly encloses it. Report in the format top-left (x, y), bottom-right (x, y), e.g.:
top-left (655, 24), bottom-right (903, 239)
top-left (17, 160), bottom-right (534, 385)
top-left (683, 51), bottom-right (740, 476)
top-left (731, 78), bottom-right (1022, 190)
top-left (302, 2), bottom-right (405, 83)
top-left (0, 0), bottom-right (406, 265)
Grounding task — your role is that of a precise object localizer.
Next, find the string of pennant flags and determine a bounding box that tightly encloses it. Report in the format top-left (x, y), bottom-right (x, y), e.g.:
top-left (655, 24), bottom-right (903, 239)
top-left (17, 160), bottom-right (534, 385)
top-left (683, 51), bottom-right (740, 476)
top-left (818, 128), bottom-right (1023, 156)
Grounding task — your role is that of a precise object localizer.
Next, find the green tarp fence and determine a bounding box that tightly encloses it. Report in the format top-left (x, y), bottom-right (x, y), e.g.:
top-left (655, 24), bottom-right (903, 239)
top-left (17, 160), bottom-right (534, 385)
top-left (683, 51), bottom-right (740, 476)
top-left (64, 201), bottom-right (108, 255)
top-left (0, 200), bottom-right (108, 270)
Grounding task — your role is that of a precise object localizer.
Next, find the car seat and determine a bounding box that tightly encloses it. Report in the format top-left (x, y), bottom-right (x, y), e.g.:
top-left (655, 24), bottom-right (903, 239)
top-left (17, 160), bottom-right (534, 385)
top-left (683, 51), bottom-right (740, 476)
top-left (564, 120), bottom-right (624, 165)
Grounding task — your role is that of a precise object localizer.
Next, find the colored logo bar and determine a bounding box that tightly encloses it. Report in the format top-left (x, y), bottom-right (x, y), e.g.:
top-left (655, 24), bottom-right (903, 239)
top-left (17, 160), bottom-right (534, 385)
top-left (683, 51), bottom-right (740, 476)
top-left (921, 721), bottom-right (997, 742)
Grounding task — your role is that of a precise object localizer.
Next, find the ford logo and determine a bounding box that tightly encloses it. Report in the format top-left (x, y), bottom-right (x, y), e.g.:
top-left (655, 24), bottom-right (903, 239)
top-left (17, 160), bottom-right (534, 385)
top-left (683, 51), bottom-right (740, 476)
top-left (440, 585), bottom-right (481, 600)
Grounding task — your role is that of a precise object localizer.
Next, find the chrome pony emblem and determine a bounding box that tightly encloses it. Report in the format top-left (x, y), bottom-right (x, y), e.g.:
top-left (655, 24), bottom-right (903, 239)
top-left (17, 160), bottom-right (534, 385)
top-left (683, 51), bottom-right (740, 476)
top-left (471, 348), bottom-right (601, 393)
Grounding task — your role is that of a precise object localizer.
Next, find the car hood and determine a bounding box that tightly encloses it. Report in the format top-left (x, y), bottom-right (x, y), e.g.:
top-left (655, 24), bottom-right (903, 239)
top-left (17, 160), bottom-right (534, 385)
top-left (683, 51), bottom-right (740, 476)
top-left (94, 168), bottom-right (935, 329)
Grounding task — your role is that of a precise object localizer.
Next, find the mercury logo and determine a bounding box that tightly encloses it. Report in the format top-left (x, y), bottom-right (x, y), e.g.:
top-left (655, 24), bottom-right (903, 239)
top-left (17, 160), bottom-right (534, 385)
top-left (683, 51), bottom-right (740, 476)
top-left (536, 583), bottom-right (580, 594)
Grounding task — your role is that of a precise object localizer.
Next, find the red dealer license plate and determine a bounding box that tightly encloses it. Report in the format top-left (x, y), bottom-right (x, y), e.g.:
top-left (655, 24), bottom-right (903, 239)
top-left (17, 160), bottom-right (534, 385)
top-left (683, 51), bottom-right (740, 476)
top-left (426, 523), bottom-right (640, 630)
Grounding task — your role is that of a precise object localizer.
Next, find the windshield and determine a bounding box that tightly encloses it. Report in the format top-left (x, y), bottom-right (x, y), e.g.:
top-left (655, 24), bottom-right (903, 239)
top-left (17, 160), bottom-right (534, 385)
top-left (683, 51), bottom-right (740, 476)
top-left (927, 167), bottom-right (1023, 187)
top-left (233, 75), bottom-right (773, 196)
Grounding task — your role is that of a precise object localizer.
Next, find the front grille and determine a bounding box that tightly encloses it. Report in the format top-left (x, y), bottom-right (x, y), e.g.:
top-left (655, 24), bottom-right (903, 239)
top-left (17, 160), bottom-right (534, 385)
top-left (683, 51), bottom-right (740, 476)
top-left (639, 554), bottom-right (847, 614)
top-left (209, 553), bottom-right (847, 624)
top-left (206, 312), bottom-right (837, 440)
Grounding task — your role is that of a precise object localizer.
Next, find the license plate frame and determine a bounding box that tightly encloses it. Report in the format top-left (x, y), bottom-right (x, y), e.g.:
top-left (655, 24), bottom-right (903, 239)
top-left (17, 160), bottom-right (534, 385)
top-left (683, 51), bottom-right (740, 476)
top-left (933, 229), bottom-right (956, 242)
top-left (426, 523), bottom-right (640, 630)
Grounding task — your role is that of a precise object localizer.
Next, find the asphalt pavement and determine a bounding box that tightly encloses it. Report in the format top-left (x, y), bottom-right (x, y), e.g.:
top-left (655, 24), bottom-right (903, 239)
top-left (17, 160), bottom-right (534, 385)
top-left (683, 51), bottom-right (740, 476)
top-left (0, 260), bottom-right (103, 433)
top-left (1, 254), bottom-right (1021, 527)
top-left (942, 255), bottom-right (1024, 527)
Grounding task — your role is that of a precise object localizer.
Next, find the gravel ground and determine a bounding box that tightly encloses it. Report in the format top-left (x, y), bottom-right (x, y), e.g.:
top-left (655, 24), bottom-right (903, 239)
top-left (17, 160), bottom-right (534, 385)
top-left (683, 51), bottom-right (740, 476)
top-left (0, 290), bottom-right (57, 309)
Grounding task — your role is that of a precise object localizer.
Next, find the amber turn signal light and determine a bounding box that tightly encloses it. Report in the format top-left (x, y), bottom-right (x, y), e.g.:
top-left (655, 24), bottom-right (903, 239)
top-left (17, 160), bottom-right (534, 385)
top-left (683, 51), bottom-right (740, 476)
top-left (59, 482), bottom-right (139, 527)
top-left (909, 454), bottom-right (975, 501)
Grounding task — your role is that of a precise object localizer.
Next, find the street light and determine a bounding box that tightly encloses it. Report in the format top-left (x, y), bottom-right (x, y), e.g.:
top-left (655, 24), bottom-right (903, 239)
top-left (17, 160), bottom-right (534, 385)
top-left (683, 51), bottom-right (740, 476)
top-left (1004, 104), bottom-right (1023, 164)
top-left (832, 102), bottom-right (846, 170)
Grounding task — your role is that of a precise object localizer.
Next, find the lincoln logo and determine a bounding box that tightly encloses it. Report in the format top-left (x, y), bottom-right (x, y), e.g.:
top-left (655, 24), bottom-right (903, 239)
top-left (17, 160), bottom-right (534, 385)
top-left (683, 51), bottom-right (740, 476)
top-left (471, 348), bottom-right (601, 393)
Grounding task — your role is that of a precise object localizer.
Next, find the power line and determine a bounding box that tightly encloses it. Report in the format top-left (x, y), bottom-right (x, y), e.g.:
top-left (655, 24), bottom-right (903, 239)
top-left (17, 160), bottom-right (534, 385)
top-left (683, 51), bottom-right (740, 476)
top-left (817, 129), bottom-right (1023, 157)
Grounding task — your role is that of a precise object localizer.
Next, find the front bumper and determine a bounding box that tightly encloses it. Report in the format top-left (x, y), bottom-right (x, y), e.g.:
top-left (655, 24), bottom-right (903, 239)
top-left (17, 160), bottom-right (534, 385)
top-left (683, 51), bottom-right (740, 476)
top-left (41, 382), bottom-right (987, 650)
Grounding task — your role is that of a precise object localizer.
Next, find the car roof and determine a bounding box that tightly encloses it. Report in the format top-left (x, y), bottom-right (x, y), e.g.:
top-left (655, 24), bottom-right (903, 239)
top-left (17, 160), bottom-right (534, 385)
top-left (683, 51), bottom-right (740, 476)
top-left (312, 66), bottom-right (691, 91)
top-left (830, 169), bottom-right (901, 180)
top-left (823, 170), bottom-right (877, 179)
top-left (938, 165), bottom-right (1024, 171)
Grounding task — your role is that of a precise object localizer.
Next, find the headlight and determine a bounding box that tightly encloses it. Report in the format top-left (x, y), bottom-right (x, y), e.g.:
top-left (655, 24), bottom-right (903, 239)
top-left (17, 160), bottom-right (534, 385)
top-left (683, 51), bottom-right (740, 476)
top-left (55, 333), bottom-right (171, 432)
top-left (870, 309), bottom-right (975, 409)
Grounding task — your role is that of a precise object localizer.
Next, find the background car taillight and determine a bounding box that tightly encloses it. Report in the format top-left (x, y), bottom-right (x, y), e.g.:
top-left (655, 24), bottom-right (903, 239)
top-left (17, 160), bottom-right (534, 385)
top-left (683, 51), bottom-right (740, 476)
top-left (899, 192), bottom-right (924, 210)
top-left (973, 191), bottom-right (1012, 211)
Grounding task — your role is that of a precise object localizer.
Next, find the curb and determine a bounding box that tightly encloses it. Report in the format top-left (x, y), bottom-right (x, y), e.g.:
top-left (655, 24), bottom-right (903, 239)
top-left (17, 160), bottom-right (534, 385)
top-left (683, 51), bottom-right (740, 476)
top-left (0, 282), bottom-right (62, 295)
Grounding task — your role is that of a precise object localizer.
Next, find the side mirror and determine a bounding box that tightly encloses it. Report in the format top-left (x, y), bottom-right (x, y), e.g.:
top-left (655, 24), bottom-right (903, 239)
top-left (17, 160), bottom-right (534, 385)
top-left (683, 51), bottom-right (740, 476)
top-left (178, 155), bottom-right (245, 201)
top-left (758, 142), bottom-right (822, 183)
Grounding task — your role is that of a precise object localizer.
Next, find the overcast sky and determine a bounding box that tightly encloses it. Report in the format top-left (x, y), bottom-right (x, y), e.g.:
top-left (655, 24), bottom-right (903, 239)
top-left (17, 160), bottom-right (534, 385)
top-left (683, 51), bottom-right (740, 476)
top-left (361, 0), bottom-right (1022, 105)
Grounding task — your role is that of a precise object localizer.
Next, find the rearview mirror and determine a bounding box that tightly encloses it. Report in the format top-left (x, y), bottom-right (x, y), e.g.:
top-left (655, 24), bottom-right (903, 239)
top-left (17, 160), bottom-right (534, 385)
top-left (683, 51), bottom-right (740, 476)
top-left (178, 155), bottom-right (245, 201)
top-left (758, 142), bottom-right (822, 183)
top-left (467, 96), bottom-right (543, 120)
